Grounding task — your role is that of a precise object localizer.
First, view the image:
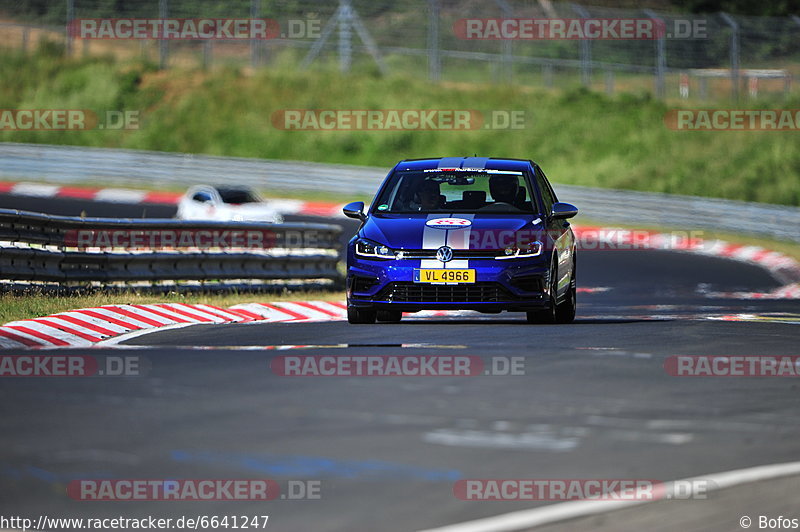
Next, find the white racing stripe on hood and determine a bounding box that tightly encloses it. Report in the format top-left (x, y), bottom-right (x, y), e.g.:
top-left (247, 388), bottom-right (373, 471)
top-left (444, 214), bottom-right (474, 269)
top-left (420, 214), bottom-right (475, 269)
top-left (422, 214), bottom-right (448, 269)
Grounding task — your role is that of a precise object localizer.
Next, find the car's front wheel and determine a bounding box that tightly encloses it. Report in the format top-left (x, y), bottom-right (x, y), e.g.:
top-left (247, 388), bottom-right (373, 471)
top-left (555, 273), bottom-right (576, 324)
top-left (527, 257), bottom-right (559, 324)
top-left (347, 306), bottom-right (377, 324)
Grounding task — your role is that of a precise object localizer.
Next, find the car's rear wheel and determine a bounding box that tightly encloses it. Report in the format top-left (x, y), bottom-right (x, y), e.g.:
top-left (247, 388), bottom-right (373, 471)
top-left (347, 306), bottom-right (376, 324)
top-left (376, 310), bottom-right (403, 323)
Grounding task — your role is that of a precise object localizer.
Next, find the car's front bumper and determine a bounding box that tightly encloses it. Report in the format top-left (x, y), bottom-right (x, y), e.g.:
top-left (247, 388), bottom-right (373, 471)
top-left (346, 256), bottom-right (551, 312)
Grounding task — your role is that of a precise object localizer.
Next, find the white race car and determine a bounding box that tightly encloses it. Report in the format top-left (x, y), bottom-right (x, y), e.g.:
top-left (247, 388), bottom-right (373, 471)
top-left (176, 185), bottom-right (284, 223)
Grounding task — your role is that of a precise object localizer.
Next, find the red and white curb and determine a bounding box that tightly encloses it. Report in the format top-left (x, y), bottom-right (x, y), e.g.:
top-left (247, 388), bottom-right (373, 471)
top-left (0, 181), bottom-right (344, 218)
top-left (572, 225), bottom-right (800, 297)
top-left (0, 302), bottom-right (351, 349)
top-left (0, 181), bottom-right (183, 205)
top-left (2, 300), bottom-right (596, 349)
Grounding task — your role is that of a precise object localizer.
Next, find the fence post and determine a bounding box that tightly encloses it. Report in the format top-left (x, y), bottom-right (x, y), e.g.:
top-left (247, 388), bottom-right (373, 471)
top-left (543, 63), bottom-right (554, 88)
top-left (643, 9), bottom-right (666, 99)
top-left (719, 12), bottom-right (739, 101)
top-left (158, 0), bottom-right (168, 69)
top-left (339, 0), bottom-right (352, 72)
top-left (427, 0), bottom-right (441, 81)
top-left (604, 70), bottom-right (614, 95)
top-left (251, 0), bottom-right (261, 68)
top-left (495, 0), bottom-right (513, 82)
top-left (203, 40), bottom-right (212, 70)
top-left (66, 0), bottom-right (74, 56)
top-left (571, 4), bottom-right (592, 87)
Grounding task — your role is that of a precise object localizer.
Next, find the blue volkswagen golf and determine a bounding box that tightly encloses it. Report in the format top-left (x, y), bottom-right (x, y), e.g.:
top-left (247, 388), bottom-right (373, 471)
top-left (343, 157), bottom-right (578, 324)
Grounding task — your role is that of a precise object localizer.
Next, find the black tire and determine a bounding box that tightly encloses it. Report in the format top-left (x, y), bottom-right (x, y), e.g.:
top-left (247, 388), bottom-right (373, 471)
top-left (376, 310), bottom-right (403, 323)
top-left (555, 277), bottom-right (576, 324)
top-left (526, 257), bottom-right (558, 324)
top-left (526, 302), bottom-right (555, 324)
top-left (347, 306), bottom-right (377, 324)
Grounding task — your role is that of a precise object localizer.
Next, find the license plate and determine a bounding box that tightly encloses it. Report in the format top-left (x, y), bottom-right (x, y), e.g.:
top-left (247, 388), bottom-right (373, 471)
top-left (414, 269), bottom-right (476, 284)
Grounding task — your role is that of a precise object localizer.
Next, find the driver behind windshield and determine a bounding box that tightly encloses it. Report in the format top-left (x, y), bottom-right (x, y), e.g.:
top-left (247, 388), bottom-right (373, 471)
top-left (412, 179), bottom-right (443, 211)
top-left (489, 174), bottom-right (519, 205)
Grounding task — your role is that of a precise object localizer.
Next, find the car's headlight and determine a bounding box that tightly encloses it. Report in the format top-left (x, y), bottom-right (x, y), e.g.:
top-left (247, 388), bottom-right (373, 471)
top-left (355, 238), bottom-right (394, 259)
top-left (495, 241), bottom-right (543, 259)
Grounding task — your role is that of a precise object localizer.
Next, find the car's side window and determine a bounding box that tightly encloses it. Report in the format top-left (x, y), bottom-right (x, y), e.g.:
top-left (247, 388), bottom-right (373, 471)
top-left (192, 191), bottom-right (213, 203)
top-left (534, 167), bottom-right (554, 213)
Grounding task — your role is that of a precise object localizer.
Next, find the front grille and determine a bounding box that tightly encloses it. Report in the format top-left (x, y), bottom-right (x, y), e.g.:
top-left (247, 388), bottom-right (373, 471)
top-left (376, 282), bottom-right (518, 303)
top-left (396, 249), bottom-right (500, 259)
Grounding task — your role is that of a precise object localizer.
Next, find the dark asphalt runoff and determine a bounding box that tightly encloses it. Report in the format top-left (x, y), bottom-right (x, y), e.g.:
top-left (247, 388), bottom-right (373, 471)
top-left (0, 194), bottom-right (798, 531)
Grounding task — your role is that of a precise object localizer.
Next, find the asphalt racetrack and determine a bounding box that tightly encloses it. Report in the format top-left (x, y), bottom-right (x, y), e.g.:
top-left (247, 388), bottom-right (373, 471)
top-left (1, 193), bottom-right (799, 531)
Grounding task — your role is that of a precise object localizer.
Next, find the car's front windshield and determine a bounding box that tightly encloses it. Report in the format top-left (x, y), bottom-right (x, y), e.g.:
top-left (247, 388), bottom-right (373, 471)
top-left (373, 169), bottom-right (538, 214)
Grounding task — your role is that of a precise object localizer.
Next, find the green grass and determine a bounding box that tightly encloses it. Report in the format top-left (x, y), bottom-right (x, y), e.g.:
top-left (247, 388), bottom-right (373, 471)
top-left (1, 46), bottom-right (799, 207)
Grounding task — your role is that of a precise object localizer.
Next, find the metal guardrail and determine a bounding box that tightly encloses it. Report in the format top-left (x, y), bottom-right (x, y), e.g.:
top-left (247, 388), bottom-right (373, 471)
top-left (1, 143), bottom-right (798, 243)
top-left (0, 208), bottom-right (342, 287)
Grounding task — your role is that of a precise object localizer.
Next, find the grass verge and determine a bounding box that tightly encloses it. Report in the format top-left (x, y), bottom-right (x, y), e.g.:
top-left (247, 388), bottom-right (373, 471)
top-left (1, 47), bottom-right (799, 206)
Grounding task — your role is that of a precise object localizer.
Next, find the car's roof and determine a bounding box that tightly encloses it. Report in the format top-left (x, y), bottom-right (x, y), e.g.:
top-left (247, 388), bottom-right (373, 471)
top-left (394, 157), bottom-right (534, 173)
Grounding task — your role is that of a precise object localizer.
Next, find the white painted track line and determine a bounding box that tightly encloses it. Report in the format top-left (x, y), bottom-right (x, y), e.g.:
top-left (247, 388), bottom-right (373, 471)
top-left (417, 461), bottom-right (800, 532)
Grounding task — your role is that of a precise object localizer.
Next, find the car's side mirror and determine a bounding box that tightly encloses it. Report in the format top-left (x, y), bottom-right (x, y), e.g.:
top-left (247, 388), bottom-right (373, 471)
top-left (551, 202), bottom-right (578, 219)
top-left (343, 201), bottom-right (366, 220)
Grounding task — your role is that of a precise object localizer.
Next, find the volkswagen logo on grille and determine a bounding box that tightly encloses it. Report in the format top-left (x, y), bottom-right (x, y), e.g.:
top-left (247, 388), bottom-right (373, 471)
top-left (436, 246), bottom-right (454, 263)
